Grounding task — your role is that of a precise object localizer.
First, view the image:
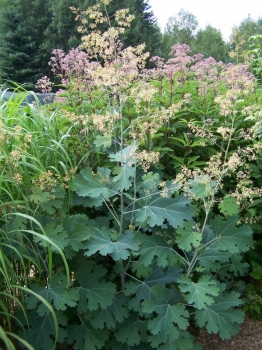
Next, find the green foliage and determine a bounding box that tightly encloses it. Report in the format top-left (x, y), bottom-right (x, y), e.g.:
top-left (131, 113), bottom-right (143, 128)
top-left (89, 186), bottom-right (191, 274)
top-left (1, 2), bottom-right (262, 349)
top-left (195, 286), bottom-right (245, 339)
top-left (191, 25), bottom-right (229, 62)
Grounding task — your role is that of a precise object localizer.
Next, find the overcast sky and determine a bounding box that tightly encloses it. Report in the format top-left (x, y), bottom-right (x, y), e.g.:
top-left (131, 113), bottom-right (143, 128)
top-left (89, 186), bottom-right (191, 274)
top-left (148, 0), bottom-right (262, 42)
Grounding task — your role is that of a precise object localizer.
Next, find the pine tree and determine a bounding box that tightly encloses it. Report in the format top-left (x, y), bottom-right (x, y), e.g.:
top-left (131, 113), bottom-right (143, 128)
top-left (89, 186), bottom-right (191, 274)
top-left (0, 0), bottom-right (52, 86)
top-left (0, 0), bottom-right (162, 86)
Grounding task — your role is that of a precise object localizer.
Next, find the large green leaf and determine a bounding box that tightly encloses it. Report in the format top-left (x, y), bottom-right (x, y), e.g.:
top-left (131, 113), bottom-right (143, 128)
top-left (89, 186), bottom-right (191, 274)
top-left (67, 320), bottom-right (109, 350)
top-left (176, 222), bottom-right (202, 252)
top-left (75, 167), bottom-right (117, 200)
top-left (135, 195), bottom-right (193, 228)
top-left (218, 196), bottom-right (240, 216)
top-left (29, 185), bottom-right (49, 204)
top-left (83, 228), bottom-right (140, 260)
top-left (195, 286), bottom-right (244, 339)
top-left (62, 214), bottom-right (89, 251)
top-left (88, 293), bottom-right (129, 330)
top-left (178, 275), bottom-right (219, 309)
top-left (41, 185), bottom-right (65, 214)
top-left (33, 222), bottom-right (68, 251)
top-left (219, 254), bottom-right (249, 279)
top-left (76, 261), bottom-right (116, 312)
top-left (210, 216), bottom-right (253, 253)
top-left (197, 247), bottom-right (231, 272)
top-left (149, 330), bottom-right (200, 350)
top-left (94, 133), bottom-right (112, 150)
top-left (125, 266), bottom-right (182, 311)
top-left (138, 234), bottom-right (177, 267)
top-left (114, 313), bottom-right (148, 346)
top-left (109, 143), bottom-right (138, 165)
top-left (112, 164), bottom-right (135, 191)
top-left (142, 286), bottom-right (189, 343)
top-left (19, 311), bottom-right (67, 350)
top-left (27, 273), bottom-right (79, 314)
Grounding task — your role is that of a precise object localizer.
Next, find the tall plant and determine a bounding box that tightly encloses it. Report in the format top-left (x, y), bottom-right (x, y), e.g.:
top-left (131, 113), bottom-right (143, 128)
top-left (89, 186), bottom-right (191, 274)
top-left (17, 1), bottom-right (258, 349)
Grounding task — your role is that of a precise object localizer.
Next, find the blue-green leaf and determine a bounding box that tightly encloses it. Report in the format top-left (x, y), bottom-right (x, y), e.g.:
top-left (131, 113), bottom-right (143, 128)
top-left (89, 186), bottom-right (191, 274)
top-left (94, 133), bottom-right (112, 150)
top-left (67, 320), bottom-right (109, 350)
top-left (211, 216), bottom-right (253, 253)
top-left (88, 293), bottom-right (129, 330)
top-left (142, 286), bottom-right (189, 343)
top-left (176, 222), bottom-right (202, 251)
top-left (75, 167), bottom-right (117, 199)
top-left (125, 266), bottom-right (182, 311)
top-left (76, 261), bottom-right (116, 312)
top-left (115, 313), bottom-right (148, 346)
top-left (27, 273), bottom-right (79, 314)
top-left (135, 195), bottom-right (193, 228)
top-left (138, 234), bottom-right (177, 267)
top-left (195, 286), bottom-right (244, 339)
top-left (178, 275), bottom-right (219, 309)
top-left (83, 228), bottom-right (140, 260)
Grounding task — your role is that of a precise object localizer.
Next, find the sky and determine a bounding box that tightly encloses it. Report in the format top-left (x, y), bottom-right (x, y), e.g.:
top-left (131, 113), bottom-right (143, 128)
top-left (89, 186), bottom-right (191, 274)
top-left (148, 0), bottom-right (262, 42)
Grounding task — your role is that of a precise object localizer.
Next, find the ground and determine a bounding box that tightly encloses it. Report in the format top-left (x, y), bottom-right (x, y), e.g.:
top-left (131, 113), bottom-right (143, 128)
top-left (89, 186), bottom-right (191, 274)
top-left (197, 317), bottom-right (262, 350)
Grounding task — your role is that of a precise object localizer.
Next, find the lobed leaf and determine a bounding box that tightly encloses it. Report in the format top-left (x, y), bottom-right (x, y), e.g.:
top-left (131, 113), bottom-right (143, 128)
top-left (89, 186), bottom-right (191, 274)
top-left (178, 275), bottom-right (219, 309)
top-left (195, 287), bottom-right (244, 339)
top-left (114, 313), bottom-right (148, 346)
top-left (83, 228), bottom-right (140, 260)
top-left (135, 195), bottom-right (193, 228)
top-left (176, 222), bottom-right (202, 252)
top-left (125, 266), bottom-right (182, 311)
top-left (211, 215), bottom-right (253, 253)
top-left (142, 286), bottom-right (189, 343)
top-left (75, 167), bottom-right (117, 200)
top-left (138, 234), bottom-right (177, 267)
top-left (27, 273), bottom-right (79, 314)
top-left (76, 261), bottom-right (116, 312)
top-left (88, 293), bottom-right (129, 330)
top-left (67, 320), bottom-right (109, 350)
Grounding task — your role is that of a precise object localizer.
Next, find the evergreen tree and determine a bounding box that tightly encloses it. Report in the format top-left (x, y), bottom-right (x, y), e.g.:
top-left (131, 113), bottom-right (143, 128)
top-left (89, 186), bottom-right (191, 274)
top-left (0, 0), bottom-right (161, 86)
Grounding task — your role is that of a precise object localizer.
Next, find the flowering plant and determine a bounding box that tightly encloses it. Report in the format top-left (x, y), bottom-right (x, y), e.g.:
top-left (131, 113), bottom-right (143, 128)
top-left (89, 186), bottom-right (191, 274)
top-left (2, 1), bottom-right (262, 349)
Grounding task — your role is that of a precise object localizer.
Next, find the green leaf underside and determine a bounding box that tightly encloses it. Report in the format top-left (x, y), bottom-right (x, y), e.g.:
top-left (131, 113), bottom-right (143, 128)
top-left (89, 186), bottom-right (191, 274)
top-left (94, 133), bottom-right (112, 150)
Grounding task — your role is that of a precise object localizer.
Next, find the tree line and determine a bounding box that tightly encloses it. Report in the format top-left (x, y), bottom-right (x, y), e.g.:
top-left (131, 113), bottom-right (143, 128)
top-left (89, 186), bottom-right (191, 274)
top-left (0, 0), bottom-right (261, 88)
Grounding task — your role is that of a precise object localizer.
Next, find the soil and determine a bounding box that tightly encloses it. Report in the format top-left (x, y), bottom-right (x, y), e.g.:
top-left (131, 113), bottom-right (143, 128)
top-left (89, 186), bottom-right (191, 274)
top-left (196, 316), bottom-right (262, 350)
